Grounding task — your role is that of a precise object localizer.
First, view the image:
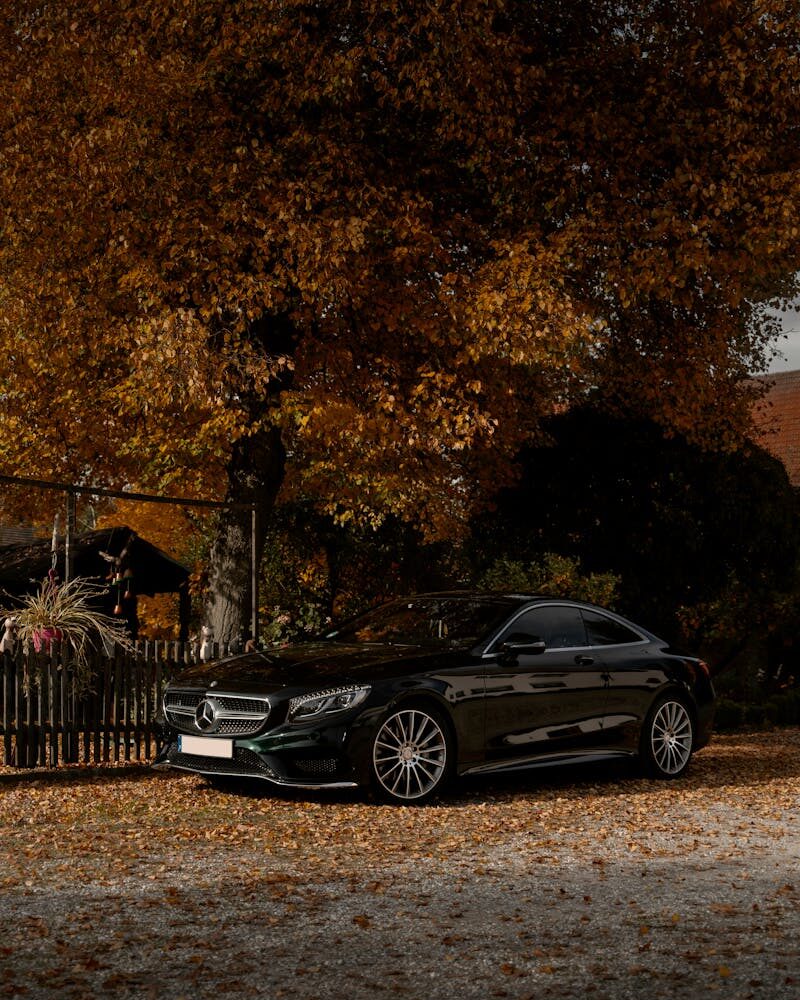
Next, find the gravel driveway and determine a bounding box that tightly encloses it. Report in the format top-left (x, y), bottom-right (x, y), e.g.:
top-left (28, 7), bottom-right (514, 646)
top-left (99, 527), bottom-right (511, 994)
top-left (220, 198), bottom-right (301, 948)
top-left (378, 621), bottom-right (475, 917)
top-left (1, 730), bottom-right (798, 999)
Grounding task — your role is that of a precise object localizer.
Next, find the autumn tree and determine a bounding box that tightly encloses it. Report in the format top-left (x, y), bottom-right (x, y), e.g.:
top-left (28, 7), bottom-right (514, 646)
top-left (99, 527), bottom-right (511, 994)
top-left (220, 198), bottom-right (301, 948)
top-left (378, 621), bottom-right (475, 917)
top-left (2, 1), bottom-right (800, 639)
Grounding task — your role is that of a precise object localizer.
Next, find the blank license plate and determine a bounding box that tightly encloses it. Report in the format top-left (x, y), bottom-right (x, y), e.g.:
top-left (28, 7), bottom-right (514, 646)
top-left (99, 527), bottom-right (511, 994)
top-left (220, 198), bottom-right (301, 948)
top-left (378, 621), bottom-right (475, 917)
top-left (179, 735), bottom-right (233, 759)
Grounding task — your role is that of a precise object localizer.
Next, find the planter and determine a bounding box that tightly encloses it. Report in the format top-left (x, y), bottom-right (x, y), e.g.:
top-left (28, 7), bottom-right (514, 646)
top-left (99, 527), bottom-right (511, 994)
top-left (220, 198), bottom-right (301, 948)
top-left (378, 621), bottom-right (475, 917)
top-left (32, 626), bottom-right (64, 654)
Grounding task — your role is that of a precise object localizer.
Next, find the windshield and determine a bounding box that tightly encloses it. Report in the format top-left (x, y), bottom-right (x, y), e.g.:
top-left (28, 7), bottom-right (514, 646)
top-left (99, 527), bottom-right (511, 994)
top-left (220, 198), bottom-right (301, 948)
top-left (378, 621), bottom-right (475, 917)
top-left (324, 597), bottom-right (515, 648)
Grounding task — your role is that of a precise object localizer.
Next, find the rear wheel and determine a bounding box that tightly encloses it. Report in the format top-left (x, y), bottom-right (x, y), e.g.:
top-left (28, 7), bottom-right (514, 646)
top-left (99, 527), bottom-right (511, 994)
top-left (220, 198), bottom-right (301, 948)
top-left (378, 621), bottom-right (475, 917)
top-left (641, 696), bottom-right (694, 778)
top-left (370, 705), bottom-right (452, 804)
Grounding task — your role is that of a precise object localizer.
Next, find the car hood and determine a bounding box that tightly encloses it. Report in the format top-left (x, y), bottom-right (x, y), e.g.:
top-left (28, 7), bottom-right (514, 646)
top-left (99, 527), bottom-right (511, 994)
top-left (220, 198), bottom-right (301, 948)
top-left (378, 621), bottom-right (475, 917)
top-left (169, 642), bottom-right (469, 692)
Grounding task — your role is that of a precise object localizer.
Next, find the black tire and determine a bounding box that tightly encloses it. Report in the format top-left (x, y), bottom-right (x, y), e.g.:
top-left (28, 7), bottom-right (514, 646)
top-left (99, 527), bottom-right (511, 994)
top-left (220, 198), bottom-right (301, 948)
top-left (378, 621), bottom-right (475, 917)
top-left (641, 695), bottom-right (695, 778)
top-left (370, 704), bottom-right (453, 804)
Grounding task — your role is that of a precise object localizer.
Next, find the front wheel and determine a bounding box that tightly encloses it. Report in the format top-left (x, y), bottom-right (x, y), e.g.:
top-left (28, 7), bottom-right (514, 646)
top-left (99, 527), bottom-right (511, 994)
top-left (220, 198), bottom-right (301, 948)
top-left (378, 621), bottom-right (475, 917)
top-left (370, 705), bottom-right (452, 804)
top-left (641, 696), bottom-right (694, 778)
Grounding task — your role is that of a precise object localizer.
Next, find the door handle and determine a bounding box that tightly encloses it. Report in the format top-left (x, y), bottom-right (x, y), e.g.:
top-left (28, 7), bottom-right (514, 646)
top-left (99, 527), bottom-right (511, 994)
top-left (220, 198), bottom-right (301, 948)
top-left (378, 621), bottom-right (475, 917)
top-left (574, 655), bottom-right (594, 666)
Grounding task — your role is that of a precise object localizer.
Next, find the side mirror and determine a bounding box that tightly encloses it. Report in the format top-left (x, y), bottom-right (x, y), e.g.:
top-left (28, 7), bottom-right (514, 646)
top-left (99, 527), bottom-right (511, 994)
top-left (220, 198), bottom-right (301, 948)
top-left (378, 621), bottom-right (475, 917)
top-left (499, 638), bottom-right (547, 661)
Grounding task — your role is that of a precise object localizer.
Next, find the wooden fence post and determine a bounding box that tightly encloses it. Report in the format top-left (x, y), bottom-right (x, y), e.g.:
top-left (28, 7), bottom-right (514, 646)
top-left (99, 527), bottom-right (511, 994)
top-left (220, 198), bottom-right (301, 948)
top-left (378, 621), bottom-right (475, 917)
top-left (1, 649), bottom-right (15, 765)
top-left (24, 656), bottom-right (35, 767)
top-left (37, 657), bottom-right (47, 767)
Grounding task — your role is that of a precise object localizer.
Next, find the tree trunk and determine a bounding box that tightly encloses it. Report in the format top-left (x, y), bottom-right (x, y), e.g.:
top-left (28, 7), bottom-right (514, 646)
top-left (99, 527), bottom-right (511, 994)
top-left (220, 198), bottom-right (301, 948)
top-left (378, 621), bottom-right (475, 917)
top-left (205, 423), bottom-right (286, 644)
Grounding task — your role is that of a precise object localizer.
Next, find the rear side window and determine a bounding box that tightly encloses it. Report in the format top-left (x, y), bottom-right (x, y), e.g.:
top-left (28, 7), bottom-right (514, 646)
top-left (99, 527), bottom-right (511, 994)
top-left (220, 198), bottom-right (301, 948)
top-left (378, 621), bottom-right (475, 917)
top-left (582, 609), bottom-right (642, 646)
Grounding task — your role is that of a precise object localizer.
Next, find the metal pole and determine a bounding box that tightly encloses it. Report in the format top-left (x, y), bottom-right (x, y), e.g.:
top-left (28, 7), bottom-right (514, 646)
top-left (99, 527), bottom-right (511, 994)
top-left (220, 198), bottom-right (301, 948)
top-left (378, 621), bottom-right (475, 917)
top-left (0, 472), bottom-right (253, 510)
top-left (65, 490), bottom-right (76, 582)
top-left (250, 505), bottom-right (258, 645)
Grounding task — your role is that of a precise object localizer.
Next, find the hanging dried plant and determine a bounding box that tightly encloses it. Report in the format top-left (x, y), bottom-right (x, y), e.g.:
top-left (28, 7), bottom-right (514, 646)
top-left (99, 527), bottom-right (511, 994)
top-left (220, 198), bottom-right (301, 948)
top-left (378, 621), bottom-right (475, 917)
top-left (3, 576), bottom-right (134, 693)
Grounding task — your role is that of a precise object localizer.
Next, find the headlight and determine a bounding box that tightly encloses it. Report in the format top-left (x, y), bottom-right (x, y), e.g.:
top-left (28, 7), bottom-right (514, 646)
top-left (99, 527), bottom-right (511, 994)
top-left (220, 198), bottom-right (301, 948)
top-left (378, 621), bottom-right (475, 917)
top-left (287, 685), bottom-right (371, 723)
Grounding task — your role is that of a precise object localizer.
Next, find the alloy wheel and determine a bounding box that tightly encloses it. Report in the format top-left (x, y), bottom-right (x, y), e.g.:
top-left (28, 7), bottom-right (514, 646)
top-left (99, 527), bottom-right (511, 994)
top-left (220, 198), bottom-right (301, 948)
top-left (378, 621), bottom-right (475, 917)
top-left (372, 707), bottom-right (449, 802)
top-left (649, 699), bottom-right (693, 776)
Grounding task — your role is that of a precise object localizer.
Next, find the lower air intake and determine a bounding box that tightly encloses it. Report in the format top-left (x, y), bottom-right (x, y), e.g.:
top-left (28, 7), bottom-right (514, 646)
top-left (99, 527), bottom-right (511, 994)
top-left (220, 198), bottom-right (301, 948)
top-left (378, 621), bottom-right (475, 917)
top-left (169, 747), bottom-right (277, 779)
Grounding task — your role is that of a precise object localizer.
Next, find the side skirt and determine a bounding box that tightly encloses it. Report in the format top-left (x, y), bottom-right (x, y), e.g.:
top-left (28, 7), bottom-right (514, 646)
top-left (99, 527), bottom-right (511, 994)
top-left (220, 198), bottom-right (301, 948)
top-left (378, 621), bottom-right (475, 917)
top-left (461, 749), bottom-right (637, 778)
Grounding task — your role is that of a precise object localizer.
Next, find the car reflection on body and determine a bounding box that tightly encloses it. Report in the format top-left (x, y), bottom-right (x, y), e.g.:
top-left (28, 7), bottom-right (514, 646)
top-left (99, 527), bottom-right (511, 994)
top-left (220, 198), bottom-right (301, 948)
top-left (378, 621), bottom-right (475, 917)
top-left (153, 593), bottom-right (715, 804)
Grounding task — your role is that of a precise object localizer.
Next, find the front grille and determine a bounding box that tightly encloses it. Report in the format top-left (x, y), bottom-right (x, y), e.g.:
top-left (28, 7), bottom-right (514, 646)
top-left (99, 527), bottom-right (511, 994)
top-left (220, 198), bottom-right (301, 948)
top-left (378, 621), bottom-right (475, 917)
top-left (214, 718), bottom-right (267, 736)
top-left (209, 696), bottom-right (267, 713)
top-left (163, 691), bottom-right (202, 730)
top-left (164, 690), bottom-right (271, 737)
top-left (167, 692), bottom-right (202, 710)
top-left (169, 747), bottom-right (278, 778)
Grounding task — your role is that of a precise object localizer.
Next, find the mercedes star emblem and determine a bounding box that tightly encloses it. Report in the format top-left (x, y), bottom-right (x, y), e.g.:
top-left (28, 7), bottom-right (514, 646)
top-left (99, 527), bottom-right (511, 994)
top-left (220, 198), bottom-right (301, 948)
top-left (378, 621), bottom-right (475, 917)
top-left (194, 698), bottom-right (217, 732)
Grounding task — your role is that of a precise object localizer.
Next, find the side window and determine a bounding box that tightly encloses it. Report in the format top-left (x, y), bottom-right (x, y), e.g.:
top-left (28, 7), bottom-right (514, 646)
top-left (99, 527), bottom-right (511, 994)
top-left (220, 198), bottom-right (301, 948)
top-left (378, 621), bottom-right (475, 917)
top-left (496, 606), bottom-right (587, 650)
top-left (582, 609), bottom-right (642, 646)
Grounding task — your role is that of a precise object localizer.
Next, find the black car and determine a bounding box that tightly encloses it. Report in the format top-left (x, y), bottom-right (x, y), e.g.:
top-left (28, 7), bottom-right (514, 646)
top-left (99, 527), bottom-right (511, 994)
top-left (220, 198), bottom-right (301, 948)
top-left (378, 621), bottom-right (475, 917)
top-left (153, 593), bottom-right (714, 803)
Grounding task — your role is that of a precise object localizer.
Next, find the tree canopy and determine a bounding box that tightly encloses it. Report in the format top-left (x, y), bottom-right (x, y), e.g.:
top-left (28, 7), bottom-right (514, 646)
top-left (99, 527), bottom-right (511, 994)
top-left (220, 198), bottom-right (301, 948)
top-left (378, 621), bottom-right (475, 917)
top-left (2, 1), bottom-right (800, 637)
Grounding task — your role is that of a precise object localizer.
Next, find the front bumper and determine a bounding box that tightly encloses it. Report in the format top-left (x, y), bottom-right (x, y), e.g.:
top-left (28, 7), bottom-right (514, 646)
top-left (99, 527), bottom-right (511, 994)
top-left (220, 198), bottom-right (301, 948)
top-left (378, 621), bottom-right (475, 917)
top-left (152, 723), bottom-right (364, 790)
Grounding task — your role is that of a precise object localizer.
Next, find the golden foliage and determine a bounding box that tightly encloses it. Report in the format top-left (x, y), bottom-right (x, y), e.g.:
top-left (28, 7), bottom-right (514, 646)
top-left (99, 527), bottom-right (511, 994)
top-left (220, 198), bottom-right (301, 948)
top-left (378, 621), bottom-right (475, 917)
top-left (1, 0), bottom-right (799, 538)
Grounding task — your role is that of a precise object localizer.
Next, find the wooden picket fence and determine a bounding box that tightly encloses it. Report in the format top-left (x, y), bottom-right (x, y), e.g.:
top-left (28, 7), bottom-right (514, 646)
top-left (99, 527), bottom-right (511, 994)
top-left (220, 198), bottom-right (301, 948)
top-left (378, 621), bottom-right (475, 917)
top-left (0, 639), bottom-right (242, 769)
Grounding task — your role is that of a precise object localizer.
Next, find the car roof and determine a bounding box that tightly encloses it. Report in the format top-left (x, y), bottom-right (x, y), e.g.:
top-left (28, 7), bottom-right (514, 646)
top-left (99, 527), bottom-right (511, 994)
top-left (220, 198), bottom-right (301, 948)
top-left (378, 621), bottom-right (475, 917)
top-left (394, 592), bottom-right (661, 640)
top-left (397, 590), bottom-right (575, 605)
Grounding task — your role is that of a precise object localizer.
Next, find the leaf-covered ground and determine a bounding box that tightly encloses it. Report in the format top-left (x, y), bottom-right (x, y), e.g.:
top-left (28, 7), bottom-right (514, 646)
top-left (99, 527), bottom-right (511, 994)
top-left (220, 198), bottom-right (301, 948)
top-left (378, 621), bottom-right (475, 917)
top-left (1, 730), bottom-right (798, 999)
